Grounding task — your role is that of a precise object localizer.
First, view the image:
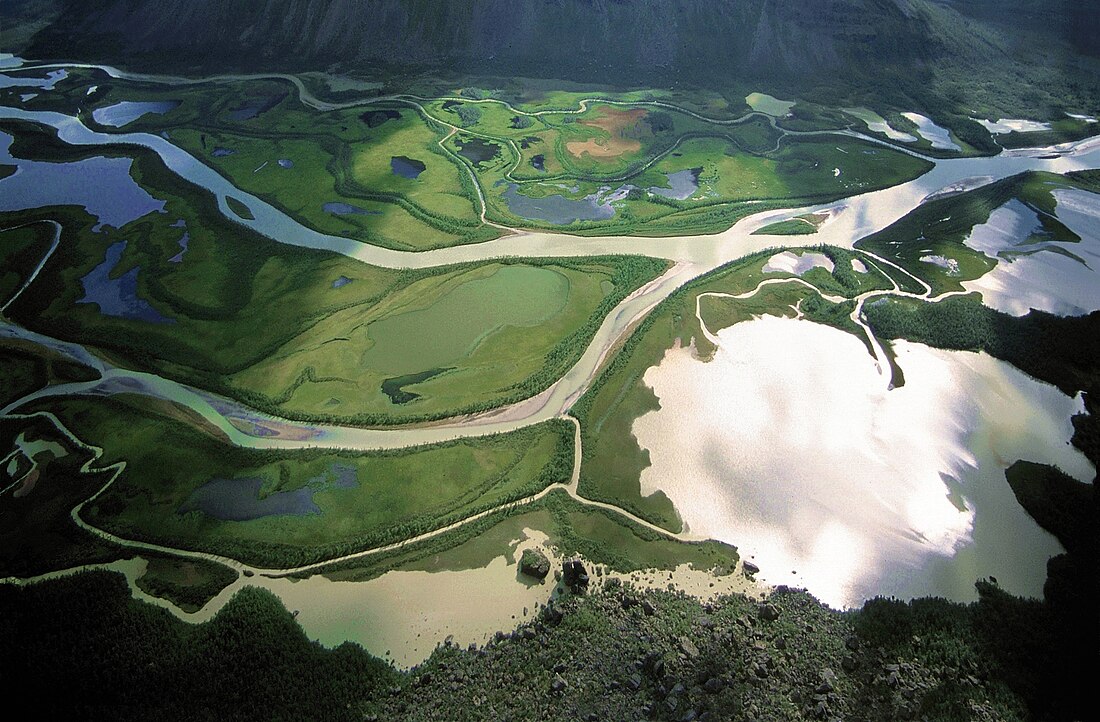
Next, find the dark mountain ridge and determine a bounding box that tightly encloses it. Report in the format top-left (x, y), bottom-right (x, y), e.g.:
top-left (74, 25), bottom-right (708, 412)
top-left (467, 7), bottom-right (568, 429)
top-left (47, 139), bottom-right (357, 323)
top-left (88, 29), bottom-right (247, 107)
top-left (11, 0), bottom-right (1099, 116)
top-left (26, 0), bottom-right (931, 82)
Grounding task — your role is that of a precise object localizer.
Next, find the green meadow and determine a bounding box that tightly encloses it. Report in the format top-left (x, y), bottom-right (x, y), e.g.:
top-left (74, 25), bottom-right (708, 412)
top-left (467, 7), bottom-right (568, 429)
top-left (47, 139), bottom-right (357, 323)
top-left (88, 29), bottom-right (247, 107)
top-left (2, 127), bottom-right (667, 425)
top-left (61, 74), bottom-right (932, 243)
top-left (31, 395), bottom-right (573, 568)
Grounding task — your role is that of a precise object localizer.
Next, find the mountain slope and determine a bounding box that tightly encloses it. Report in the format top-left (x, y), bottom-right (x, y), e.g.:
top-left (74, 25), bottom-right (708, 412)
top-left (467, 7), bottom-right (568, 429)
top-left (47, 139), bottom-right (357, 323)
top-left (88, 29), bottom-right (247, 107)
top-left (17, 0), bottom-right (1100, 117)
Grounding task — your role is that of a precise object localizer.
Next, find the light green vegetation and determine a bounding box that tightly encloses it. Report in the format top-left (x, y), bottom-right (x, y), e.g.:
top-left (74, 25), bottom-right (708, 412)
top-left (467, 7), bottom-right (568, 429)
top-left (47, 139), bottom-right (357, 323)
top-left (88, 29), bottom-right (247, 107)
top-left (3, 124), bottom-right (667, 425)
top-left (133, 555), bottom-right (238, 613)
top-left (752, 211), bottom-right (829, 236)
top-left (80, 78), bottom-right (496, 250)
top-left (320, 488), bottom-right (738, 584)
top-left (30, 394), bottom-right (573, 568)
top-left (0, 414), bottom-right (120, 577)
top-left (61, 74), bottom-right (931, 242)
top-left (571, 248), bottom-right (891, 531)
top-left (234, 259), bottom-right (664, 422)
top-left (0, 222), bottom-right (54, 303)
top-left (856, 171), bottom-right (1083, 295)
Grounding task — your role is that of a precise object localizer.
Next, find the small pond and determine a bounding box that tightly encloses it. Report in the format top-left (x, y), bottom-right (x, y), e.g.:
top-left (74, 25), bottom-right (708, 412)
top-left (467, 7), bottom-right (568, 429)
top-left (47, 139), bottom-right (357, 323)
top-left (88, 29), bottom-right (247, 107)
top-left (168, 232), bottom-right (190, 263)
top-left (381, 368), bottom-right (450, 405)
top-left (499, 183), bottom-right (617, 224)
top-left (454, 137), bottom-right (500, 166)
top-left (324, 202), bottom-right (381, 216)
top-left (391, 155), bottom-right (426, 179)
top-left (648, 168), bottom-right (700, 200)
top-left (179, 463), bottom-right (359, 521)
top-left (178, 477), bottom-right (321, 521)
top-left (228, 92), bottom-right (287, 121)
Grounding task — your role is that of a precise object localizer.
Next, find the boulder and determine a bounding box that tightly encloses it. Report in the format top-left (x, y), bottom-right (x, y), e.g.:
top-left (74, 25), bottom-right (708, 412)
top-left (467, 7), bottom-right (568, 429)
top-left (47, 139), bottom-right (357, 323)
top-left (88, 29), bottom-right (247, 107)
top-left (563, 558), bottom-right (590, 591)
top-left (519, 548), bottom-right (551, 580)
top-left (550, 673), bottom-right (568, 693)
top-left (758, 604), bottom-right (781, 622)
top-left (678, 636), bottom-right (700, 658)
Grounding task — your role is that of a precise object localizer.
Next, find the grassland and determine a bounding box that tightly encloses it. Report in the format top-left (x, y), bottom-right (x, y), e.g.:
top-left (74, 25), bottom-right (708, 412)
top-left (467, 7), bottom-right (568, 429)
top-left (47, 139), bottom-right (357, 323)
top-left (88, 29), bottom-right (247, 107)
top-left (26, 394), bottom-right (573, 568)
top-left (571, 247), bottom-right (891, 531)
top-left (72, 78), bottom-right (498, 251)
top-left (2, 124), bottom-right (667, 425)
top-left (0, 221), bottom-right (55, 304)
top-left (29, 72), bottom-right (934, 243)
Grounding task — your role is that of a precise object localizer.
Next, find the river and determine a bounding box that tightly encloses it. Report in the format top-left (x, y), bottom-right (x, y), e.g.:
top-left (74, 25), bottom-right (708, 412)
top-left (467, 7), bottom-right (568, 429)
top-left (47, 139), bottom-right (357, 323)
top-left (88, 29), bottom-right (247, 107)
top-left (2, 61), bottom-right (1099, 663)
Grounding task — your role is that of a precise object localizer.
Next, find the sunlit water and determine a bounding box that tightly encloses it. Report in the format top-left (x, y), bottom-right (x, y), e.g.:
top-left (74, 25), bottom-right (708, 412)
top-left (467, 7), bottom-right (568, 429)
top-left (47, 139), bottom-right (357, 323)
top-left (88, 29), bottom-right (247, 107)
top-left (633, 317), bottom-right (1094, 608)
top-left (963, 190), bottom-right (1100, 316)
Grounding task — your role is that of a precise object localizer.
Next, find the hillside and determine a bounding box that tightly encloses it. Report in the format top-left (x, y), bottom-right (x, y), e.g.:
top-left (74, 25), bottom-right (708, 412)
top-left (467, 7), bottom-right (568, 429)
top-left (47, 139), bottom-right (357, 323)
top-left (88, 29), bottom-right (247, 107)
top-left (12, 0), bottom-right (1096, 116)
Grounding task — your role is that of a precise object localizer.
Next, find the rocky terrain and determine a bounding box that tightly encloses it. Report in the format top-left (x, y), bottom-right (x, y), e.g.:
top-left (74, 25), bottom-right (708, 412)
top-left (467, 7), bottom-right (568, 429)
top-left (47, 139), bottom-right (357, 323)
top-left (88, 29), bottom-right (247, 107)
top-left (373, 578), bottom-right (1032, 721)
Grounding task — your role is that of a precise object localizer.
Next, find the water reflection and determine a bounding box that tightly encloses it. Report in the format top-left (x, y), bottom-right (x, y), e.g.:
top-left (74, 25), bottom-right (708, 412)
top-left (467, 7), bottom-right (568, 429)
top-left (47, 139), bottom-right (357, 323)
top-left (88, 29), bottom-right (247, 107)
top-left (634, 317), bottom-right (1093, 608)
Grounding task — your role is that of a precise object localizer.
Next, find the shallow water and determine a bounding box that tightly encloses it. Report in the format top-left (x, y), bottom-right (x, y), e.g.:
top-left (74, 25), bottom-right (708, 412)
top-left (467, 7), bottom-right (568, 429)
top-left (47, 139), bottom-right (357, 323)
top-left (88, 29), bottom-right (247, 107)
top-left (0, 69), bottom-right (66, 90)
top-left (323, 201), bottom-right (380, 216)
top-left (179, 477), bottom-right (321, 521)
top-left (962, 194), bottom-right (1100, 315)
top-left (0, 131), bottom-right (165, 231)
top-left (92, 100), bottom-right (179, 128)
top-left (649, 168), bottom-right (699, 200)
top-left (633, 317), bottom-right (1092, 609)
top-left (762, 250), bottom-right (834, 276)
top-left (844, 108), bottom-right (916, 143)
top-left (79, 241), bottom-right (175, 323)
top-left (745, 93), bottom-right (794, 117)
top-left (390, 155), bottom-right (425, 179)
top-left (251, 529), bottom-right (557, 667)
top-left (902, 112), bottom-right (961, 151)
top-left (974, 118), bottom-right (1053, 135)
top-left (500, 183), bottom-right (615, 224)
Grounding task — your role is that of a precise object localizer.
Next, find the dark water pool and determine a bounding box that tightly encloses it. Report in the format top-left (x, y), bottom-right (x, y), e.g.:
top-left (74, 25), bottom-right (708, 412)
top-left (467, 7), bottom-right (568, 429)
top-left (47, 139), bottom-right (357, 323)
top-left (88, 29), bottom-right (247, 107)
top-left (79, 241), bottom-right (175, 324)
top-left (391, 155), bottom-right (426, 179)
top-left (455, 137), bottom-right (500, 166)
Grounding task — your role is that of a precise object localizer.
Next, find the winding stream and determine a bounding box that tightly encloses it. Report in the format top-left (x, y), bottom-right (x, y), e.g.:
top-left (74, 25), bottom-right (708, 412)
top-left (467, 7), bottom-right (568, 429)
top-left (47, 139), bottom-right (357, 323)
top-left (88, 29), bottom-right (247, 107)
top-left (3, 60), bottom-right (1100, 663)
